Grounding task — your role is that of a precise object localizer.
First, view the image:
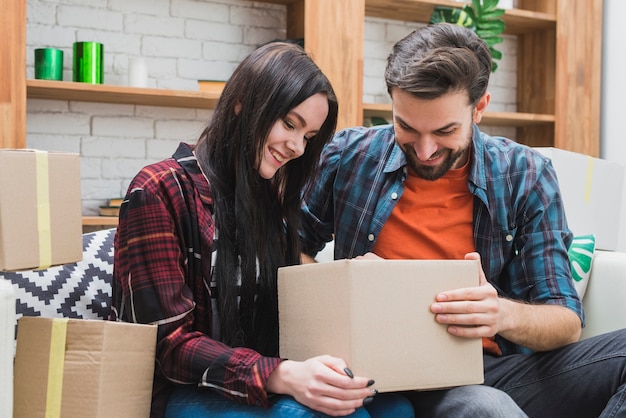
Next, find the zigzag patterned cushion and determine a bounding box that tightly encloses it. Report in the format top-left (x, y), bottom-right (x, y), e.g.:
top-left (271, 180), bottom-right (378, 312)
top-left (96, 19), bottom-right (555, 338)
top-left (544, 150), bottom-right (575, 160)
top-left (0, 228), bottom-right (115, 323)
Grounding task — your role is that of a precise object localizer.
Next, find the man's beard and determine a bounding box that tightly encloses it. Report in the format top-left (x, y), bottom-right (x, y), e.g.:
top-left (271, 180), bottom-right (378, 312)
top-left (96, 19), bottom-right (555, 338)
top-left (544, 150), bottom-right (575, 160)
top-left (403, 145), bottom-right (468, 181)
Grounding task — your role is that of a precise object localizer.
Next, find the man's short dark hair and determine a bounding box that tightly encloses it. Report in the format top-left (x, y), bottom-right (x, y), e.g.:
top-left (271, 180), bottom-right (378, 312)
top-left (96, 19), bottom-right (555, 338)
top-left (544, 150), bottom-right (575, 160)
top-left (385, 23), bottom-right (492, 106)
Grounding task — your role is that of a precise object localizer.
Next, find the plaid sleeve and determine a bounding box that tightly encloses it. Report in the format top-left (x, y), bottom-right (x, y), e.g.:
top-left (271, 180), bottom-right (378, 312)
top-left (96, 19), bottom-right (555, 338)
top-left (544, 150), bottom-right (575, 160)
top-left (508, 157), bottom-right (581, 315)
top-left (475, 138), bottom-right (582, 355)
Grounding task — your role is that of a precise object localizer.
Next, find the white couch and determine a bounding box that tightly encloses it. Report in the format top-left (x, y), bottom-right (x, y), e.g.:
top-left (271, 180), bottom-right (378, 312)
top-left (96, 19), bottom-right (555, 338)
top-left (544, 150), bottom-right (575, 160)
top-left (1, 234), bottom-right (626, 418)
top-left (580, 250), bottom-right (626, 339)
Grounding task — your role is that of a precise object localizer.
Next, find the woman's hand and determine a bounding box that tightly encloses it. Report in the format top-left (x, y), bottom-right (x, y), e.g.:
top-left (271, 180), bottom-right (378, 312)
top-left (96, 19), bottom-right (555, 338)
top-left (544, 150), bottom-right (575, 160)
top-left (266, 355), bottom-right (376, 416)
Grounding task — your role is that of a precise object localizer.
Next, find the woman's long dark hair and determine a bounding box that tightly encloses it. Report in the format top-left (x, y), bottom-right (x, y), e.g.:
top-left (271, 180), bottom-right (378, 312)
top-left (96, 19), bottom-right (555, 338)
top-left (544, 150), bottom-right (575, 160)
top-left (194, 42), bottom-right (338, 355)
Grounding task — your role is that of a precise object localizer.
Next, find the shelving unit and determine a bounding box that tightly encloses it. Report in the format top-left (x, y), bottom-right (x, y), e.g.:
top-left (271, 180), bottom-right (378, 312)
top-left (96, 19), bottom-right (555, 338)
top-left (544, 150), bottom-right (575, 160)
top-left (82, 216), bottom-right (119, 226)
top-left (254, 0), bottom-right (603, 156)
top-left (364, 0), bottom-right (557, 34)
top-left (1, 0), bottom-right (604, 224)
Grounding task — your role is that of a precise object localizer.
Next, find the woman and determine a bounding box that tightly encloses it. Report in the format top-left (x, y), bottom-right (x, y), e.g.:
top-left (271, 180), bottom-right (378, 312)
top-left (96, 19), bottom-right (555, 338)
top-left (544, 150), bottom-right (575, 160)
top-left (111, 42), bottom-right (413, 418)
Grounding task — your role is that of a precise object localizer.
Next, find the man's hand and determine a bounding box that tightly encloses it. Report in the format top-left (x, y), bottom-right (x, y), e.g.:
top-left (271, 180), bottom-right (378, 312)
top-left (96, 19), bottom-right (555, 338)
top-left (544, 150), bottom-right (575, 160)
top-left (431, 252), bottom-right (582, 351)
top-left (430, 252), bottom-right (500, 339)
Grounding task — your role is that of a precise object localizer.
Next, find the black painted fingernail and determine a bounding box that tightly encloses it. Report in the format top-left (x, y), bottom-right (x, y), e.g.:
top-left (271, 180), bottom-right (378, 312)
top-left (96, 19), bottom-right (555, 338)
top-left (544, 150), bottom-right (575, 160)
top-left (363, 396), bottom-right (375, 406)
top-left (371, 388), bottom-right (378, 396)
top-left (343, 367), bottom-right (354, 378)
top-left (367, 379), bottom-right (375, 387)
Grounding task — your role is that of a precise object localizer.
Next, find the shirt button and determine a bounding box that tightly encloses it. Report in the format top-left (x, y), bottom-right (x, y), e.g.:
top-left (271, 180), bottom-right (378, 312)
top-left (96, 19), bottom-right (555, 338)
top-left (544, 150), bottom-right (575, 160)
top-left (368, 234), bottom-right (375, 242)
top-left (391, 192), bottom-right (398, 200)
top-left (506, 235), bottom-right (513, 242)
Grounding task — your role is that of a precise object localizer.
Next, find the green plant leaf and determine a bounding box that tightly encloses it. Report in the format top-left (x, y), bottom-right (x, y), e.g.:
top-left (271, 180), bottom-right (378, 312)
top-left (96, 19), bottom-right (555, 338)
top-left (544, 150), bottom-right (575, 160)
top-left (482, 0), bottom-right (500, 10)
top-left (482, 9), bottom-right (506, 19)
top-left (461, 5), bottom-right (477, 20)
top-left (478, 30), bottom-right (504, 38)
top-left (478, 36), bottom-right (503, 46)
top-left (482, 34), bottom-right (504, 43)
top-left (490, 48), bottom-right (503, 59)
top-left (429, 6), bottom-right (475, 28)
top-left (478, 21), bottom-right (506, 31)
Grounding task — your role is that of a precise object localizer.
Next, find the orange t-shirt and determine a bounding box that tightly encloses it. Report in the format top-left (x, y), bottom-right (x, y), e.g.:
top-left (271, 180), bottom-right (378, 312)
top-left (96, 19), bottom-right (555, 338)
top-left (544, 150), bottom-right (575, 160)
top-left (373, 158), bottom-right (502, 356)
top-left (373, 159), bottom-right (475, 260)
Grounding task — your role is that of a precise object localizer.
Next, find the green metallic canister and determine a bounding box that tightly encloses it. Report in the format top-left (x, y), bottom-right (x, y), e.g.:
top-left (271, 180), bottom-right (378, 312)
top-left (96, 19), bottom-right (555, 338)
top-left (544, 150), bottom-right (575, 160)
top-left (73, 42), bottom-right (104, 84)
top-left (34, 48), bottom-right (64, 81)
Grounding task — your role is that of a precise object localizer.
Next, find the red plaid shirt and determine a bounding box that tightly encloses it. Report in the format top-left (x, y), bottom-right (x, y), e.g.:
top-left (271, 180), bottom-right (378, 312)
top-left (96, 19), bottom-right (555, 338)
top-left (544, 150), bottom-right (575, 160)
top-left (111, 143), bottom-right (283, 418)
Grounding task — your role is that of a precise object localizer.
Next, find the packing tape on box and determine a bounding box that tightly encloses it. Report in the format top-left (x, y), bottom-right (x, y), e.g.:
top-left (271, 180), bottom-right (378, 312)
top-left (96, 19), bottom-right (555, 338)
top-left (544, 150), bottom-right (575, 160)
top-left (47, 318), bottom-right (68, 418)
top-left (585, 156), bottom-right (595, 204)
top-left (35, 150), bottom-right (53, 269)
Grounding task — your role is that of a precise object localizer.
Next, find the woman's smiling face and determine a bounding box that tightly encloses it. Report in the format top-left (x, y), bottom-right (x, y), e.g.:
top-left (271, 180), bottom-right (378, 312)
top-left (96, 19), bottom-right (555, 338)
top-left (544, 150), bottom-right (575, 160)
top-left (257, 92), bottom-right (329, 180)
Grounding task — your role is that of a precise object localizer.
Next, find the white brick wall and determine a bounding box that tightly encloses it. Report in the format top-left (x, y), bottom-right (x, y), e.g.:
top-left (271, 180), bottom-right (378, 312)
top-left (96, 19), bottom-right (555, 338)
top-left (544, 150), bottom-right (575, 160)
top-left (25, 0), bottom-right (517, 215)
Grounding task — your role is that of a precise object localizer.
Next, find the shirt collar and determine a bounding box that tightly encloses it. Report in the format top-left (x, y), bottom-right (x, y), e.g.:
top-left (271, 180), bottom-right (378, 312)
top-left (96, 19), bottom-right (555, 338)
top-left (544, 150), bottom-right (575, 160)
top-left (469, 123), bottom-right (487, 191)
top-left (172, 142), bottom-right (213, 207)
top-left (383, 126), bottom-right (408, 174)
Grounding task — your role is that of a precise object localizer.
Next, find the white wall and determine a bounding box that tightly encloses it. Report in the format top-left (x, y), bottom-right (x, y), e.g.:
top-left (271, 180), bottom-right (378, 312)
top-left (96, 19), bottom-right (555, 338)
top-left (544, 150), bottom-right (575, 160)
top-left (600, 0), bottom-right (626, 165)
top-left (25, 0), bottom-right (518, 215)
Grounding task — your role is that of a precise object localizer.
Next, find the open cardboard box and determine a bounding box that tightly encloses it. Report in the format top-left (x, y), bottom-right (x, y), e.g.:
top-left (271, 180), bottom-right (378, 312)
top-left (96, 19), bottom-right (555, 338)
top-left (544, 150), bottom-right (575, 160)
top-left (278, 259), bottom-right (484, 392)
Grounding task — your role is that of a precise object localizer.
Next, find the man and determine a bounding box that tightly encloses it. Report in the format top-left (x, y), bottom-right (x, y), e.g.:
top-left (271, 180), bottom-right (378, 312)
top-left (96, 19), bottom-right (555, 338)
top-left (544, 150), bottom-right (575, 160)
top-left (300, 23), bottom-right (626, 417)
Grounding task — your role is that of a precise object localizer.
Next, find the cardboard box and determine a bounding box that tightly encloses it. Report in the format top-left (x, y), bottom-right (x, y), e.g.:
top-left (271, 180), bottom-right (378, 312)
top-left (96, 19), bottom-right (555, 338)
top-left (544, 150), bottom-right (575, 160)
top-left (278, 259), bottom-right (484, 392)
top-left (535, 147), bottom-right (626, 251)
top-left (0, 149), bottom-right (82, 270)
top-left (13, 317), bottom-right (157, 418)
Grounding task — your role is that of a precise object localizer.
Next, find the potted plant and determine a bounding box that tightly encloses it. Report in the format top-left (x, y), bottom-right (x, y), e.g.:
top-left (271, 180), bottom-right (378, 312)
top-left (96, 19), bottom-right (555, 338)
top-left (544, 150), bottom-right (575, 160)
top-left (429, 0), bottom-right (506, 72)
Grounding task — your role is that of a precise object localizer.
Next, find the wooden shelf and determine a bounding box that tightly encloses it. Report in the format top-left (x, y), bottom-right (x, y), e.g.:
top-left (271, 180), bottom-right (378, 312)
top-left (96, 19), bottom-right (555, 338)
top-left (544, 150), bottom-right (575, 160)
top-left (27, 79), bottom-right (220, 109)
top-left (480, 112), bottom-right (554, 127)
top-left (82, 216), bottom-right (119, 226)
top-left (363, 103), bottom-right (554, 127)
top-left (364, 0), bottom-right (555, 35)
top-left (254, 0), bottom-right (556, 35)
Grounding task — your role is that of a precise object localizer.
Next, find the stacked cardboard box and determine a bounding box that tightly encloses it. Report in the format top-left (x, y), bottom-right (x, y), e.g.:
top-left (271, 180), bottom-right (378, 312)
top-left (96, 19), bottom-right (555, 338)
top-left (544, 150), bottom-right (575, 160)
top-left (0, 149), bottom-right (82, 270)
top-left (13, 317), bottom-right (157, 418)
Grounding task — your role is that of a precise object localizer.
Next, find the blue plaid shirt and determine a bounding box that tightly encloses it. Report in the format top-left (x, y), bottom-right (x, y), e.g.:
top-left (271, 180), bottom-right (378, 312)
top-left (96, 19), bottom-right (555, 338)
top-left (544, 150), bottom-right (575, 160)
top-left (300, 124), bottom-right (583, 355)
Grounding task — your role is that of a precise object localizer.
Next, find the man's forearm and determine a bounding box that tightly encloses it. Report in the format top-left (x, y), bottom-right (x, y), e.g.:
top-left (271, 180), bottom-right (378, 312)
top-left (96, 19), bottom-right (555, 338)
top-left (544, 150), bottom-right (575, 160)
top-left (498, 299), bottom-right (582, 351)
